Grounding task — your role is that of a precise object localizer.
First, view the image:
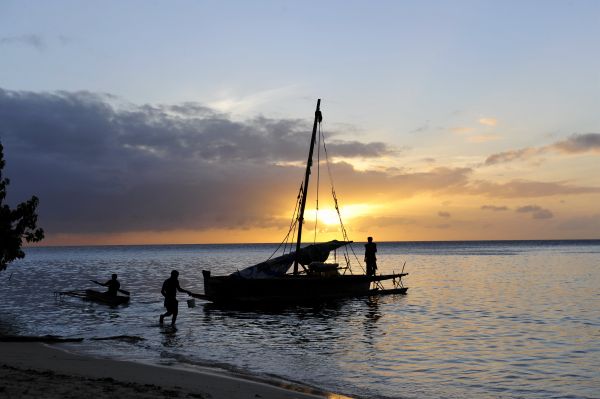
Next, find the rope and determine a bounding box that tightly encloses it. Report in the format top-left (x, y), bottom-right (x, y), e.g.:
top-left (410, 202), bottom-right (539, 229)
top-left (267, 183), bottom-right (303, 261)
top-left (272, 114), bottom-right (372, 280)
top-left (320, 129), bottom-right (366, 275)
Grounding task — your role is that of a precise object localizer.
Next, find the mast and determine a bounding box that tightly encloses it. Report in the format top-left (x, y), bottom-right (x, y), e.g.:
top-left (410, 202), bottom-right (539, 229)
top-left (293, 98), bottom-right (322, 275)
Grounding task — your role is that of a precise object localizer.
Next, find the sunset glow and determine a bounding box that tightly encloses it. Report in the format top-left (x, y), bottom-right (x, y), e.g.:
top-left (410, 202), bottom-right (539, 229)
top-left (306, 204), bottom-right (373, 227)
top-left (1, 1), bottom-right (598, 245)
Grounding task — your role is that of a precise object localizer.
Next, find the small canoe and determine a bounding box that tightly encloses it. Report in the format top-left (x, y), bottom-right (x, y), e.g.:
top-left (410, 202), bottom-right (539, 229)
top-left (84, 289), bottom-right (130, 306)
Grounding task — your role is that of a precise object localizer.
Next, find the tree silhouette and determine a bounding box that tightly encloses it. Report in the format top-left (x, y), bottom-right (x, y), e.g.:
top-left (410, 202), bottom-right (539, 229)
top-left (0, 141), bottom-right (44, 271)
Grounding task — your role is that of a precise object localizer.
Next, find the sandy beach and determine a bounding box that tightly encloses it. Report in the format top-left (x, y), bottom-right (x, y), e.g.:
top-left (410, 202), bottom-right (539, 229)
top-left (0, 342), bottom-right (348, 399)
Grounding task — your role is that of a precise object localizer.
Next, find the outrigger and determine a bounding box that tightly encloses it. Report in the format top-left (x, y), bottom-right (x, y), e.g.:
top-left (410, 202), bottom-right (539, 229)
top-left (55, 289), bottom-right (130, 306)
top-left (55, 280), bottom-right (130, 306)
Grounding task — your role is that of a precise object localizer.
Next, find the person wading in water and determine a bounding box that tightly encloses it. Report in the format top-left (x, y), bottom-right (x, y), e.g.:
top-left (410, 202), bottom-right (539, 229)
top-left (159, 270), bottom-right (192, 329)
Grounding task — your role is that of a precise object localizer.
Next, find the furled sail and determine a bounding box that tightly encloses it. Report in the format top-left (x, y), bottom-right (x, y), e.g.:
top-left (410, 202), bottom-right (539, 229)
top-left (230, 240), bottom-right (351, 279)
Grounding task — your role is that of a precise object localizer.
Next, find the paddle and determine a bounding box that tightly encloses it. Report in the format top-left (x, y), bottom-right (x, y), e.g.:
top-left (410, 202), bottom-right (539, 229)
top-left (90, 280), bottom-right (130, 296)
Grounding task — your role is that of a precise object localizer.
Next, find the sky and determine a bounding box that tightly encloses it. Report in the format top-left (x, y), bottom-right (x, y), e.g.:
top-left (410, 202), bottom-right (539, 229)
top-left (1, 0), bottom-right (599, 245)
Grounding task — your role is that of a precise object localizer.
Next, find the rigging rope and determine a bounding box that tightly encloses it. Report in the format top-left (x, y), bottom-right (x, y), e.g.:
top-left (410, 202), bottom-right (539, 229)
top-left (266, 183), bottom-right (303, 261)
top-left (270, 115), bottom-right (370, 278)
top-left (320, 128), bottom-right (366, 275)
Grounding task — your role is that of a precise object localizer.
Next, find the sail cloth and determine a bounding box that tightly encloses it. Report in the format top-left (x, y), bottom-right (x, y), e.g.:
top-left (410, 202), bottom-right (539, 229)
top-left (230, 253), bottom-right (295, 279)
top-left (230, 240), bottom-right (351, 279)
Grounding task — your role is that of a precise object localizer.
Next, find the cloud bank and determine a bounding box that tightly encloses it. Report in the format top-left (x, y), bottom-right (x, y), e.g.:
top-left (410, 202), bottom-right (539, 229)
top-left (515, 205), bottom-right (554, 220)
top-left (467, 179), bottom-right (600, 198)
top-left (0, 88), bottom-right (396, 235)
top-left (1, 88), bottom-right (598, 239)
top-left (485, 133), bottom-right (600, 166)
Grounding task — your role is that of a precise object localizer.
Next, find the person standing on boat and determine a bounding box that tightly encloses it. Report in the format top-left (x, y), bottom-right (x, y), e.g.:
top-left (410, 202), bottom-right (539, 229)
top-left (159, 270), bottom-right (192, 328)
top-left (365, 237), bottom-right (378, 276)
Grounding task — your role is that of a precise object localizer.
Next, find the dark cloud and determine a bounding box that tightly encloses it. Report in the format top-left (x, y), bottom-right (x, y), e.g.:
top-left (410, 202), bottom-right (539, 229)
top-left (484, 133), bottom-right (600, 166)
top-left (484, 148), bottom-right (539, 166)
top-left (0, 88), bottom-right (393, 235)
top-left (515, 205), bottom-right (553, 219)
top-left (438, 211), bottom-right (451, 218)
top-left (326, 141), bottom-right (393, 158)
top-left (0, 34), bottom-right (45, 50)
top-left (552, 133), bottom-right (600, 153)
top-left (481, 205), bottom-right (509, 211)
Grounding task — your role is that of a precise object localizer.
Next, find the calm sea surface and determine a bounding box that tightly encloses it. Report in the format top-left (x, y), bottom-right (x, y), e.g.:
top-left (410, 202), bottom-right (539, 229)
top-left (1, 241), bottom-right (599, 398)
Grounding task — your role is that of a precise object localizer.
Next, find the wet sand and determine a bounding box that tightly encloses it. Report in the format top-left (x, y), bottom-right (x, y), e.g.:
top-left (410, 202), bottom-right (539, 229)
top-left (0, 342), bottom-right (349, 398)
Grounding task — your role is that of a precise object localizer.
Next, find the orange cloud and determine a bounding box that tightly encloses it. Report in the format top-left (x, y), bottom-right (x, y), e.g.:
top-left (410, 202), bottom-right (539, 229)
top-left (467, 179), bottom-right (600, 198)
top-left (451, 127), bottom-right (474, 134)
top-left (479, 117), bottom-right (498, 126)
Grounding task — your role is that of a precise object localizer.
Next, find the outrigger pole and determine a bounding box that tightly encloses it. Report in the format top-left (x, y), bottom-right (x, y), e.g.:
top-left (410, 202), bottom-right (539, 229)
top-left (293, 99), bottom-right (322, 275)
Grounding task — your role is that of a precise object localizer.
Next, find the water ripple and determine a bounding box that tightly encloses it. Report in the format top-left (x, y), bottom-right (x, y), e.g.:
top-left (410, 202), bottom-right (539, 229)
top-left (1, 241), bottom-right (599, 398)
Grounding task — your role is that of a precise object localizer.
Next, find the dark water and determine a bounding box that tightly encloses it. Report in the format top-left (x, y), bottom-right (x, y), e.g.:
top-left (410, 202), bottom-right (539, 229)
top-left (1, 241), bottom-right (599, 398)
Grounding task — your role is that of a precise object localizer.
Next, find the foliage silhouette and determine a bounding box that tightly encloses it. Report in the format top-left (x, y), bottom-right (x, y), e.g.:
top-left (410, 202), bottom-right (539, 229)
top-left (0, 141), bottom-right (44, 271)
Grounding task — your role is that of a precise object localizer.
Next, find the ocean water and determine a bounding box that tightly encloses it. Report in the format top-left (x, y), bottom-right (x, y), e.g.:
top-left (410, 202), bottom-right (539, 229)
top-left (1, 241), bottom-right (599, 399)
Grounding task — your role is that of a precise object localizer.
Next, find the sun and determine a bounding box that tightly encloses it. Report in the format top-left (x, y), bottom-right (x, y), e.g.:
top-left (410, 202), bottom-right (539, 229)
top-left (317, 209), bottom-right (340, 226)
top-left (305, 204), bottom-right (374, 226)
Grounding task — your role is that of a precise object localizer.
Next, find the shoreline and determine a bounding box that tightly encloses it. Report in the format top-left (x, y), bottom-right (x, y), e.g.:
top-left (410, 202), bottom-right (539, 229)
top-left (0, 342), bottom-right (351, 398)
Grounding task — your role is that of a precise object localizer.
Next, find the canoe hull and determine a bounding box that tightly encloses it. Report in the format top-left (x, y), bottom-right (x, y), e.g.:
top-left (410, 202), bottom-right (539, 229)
top-left (85, 289), bottom-right (130, 306)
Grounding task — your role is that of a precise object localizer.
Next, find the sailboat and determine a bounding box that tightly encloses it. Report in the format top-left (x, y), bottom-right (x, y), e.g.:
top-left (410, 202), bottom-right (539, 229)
top-left (198, 99), bottom-right (408, 304)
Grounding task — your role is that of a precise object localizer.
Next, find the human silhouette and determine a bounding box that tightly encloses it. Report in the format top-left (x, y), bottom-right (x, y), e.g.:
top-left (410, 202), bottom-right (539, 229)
top-left (160, 270), bottom-right (192, 328)
top-left (364, 237), bottom-right (377, 276)
top-left (93, 274), bottom-right (121, 297)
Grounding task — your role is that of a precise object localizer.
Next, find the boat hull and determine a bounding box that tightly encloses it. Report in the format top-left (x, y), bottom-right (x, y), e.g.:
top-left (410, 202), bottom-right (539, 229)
top-left (202, 271), bottom-right (407, 304)
top-left (84, 289), bottom-right (130, 306)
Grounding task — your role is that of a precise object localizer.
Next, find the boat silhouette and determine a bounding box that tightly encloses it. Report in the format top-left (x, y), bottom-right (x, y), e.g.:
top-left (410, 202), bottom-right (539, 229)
top-left (198, 99), bottom-right (408, 304)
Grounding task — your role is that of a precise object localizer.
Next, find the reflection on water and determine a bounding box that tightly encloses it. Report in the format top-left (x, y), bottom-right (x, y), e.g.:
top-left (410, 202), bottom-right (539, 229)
top-left (1, 241), bottom-right (600, 398)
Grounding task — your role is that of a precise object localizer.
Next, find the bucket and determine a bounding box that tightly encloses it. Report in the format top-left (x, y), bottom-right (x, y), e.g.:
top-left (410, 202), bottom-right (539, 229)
top-left (186, 298), bottom-right (196, 308)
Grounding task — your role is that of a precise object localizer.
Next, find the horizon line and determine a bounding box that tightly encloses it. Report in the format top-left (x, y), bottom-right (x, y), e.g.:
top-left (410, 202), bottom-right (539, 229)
top-left (24, 238), bottom-right (600, 249)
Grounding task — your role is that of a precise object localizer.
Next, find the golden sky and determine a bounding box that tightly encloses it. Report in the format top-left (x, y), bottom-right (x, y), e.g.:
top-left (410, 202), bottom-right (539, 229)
top-left (2, 2), bottom-right (599, 245)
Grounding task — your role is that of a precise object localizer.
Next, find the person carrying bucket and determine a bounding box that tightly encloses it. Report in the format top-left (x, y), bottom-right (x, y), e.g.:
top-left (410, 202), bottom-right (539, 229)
top-left (159, 270), bottom-right (193, 329)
